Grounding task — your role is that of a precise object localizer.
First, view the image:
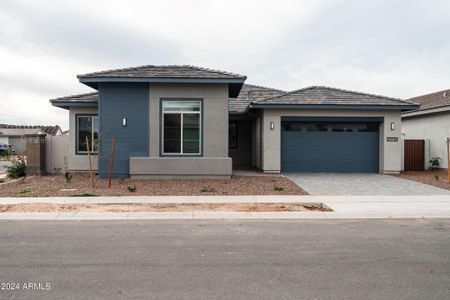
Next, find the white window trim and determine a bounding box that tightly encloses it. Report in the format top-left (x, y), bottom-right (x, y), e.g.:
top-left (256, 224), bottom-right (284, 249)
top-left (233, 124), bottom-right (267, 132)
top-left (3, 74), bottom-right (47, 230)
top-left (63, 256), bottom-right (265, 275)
top-left (76, 115), bottom-right (98, 154)
top-left (161, 100), bottom-right (202, 156)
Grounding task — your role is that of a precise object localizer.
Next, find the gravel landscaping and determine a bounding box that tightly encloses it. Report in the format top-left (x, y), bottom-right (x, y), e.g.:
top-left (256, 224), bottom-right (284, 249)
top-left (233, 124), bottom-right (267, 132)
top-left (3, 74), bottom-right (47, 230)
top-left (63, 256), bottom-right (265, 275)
top-left (393, 169), bottom-right (450, 191)
top-left (0, 173), bottom-right (307, 197)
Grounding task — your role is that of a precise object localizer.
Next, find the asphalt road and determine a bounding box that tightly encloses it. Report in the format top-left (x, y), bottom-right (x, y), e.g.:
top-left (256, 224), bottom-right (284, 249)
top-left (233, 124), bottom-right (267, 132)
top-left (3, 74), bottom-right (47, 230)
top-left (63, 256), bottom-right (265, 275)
top-left (0, 220), bottom-right (450, 299)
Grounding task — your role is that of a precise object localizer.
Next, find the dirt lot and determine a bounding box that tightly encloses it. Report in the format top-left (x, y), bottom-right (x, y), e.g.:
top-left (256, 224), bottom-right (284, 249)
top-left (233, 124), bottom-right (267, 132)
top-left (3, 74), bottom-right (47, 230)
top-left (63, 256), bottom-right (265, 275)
top-left (394, 169), bottom-right (450, 191)
top-left (0, 202), bottom-right (329, 213)
top-left (0, 173), bottom-right (307, 197)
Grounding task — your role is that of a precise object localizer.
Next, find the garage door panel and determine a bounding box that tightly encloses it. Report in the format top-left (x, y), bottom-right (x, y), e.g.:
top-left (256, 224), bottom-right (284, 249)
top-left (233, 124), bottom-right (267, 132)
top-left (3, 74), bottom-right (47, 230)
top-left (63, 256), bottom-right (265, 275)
top-left (281, 124), bottom-right (379, 173)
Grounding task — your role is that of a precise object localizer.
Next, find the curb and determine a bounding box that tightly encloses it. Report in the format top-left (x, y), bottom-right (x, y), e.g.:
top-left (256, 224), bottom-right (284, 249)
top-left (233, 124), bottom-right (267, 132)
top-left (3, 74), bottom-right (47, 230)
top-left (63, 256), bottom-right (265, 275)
top-left (0, 211), bottom-right (449, 220)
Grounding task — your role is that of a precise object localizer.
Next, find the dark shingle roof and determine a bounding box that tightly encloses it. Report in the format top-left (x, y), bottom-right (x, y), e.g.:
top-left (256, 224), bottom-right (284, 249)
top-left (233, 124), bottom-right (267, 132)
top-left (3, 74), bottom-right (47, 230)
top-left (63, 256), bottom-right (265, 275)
top-left (229, 84), bottom-right (285, 113)
top-left (50, 92), bottom-right (99, 109)
top-left (77, 65), bottom-right (246, 80)
top-left (405, 89), bottom-right (450, 113)
top-left (50, 92), bottom-right (99, 103)
top-left (51, 84), bottom-right (283, 113)
top-left (252, 86), bottom-right (417, 107)
top-left (0, 124), bottom-right (61, 136)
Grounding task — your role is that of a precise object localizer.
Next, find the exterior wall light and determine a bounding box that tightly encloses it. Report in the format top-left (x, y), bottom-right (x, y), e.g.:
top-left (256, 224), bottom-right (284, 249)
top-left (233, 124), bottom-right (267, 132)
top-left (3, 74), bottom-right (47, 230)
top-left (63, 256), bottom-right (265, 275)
top-left (390, 122), bottom-right (395, 131)
top-left (270, 121), bottom-right (275, 130)
top-left (122, 117), bottom-right (127, 127)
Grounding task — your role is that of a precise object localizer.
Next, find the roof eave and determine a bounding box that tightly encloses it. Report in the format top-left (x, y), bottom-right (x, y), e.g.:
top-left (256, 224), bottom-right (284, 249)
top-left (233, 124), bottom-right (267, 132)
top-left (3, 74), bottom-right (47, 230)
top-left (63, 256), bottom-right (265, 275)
top-left (78, 77), bottom-right (246, 97)
top-left (249, 103), bottom-right (420, 111)
top-left (402, 105), bottom-right (450, 118)
top-left (50, 100), bottom-right (98, 110)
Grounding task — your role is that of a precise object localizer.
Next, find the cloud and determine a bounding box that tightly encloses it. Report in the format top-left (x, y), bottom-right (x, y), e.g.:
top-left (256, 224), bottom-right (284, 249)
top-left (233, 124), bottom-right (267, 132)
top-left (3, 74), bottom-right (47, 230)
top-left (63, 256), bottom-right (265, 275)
top-left (0, 0), bottom-right (450, 129)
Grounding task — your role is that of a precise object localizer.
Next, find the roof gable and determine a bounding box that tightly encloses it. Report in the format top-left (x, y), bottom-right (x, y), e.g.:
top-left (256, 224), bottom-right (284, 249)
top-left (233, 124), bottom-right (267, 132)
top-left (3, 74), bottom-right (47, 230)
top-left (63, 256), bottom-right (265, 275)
top-left (77, 65), bottom-right (247, 80)
top-left (251, 86), bottom-right (418, 110)
top-left (77, 65), bottom-right (246, 97)
top-left (407, 89), bottom-right (450, 111)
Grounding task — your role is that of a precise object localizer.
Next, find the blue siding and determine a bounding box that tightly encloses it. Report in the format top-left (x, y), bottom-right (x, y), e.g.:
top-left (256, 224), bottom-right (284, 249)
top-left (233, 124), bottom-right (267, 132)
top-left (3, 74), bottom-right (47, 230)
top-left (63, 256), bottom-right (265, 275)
top-left (281, 126), bottom-right (379, 173)
top-left (98, 83), bottom-right (149, 178)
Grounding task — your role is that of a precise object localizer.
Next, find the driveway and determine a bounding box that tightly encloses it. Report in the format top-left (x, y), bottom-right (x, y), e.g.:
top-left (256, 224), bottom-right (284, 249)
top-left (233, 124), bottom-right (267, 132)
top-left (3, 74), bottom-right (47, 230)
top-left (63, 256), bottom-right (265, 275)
top-left (285, 173), bottom-right (450, 195)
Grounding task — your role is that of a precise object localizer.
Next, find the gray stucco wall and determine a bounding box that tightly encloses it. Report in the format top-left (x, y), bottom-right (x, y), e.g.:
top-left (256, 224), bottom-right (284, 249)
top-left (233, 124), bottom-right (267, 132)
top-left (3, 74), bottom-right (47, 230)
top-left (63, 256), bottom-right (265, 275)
top-left (148, 83), bottom-right (229, 158)
top-left (130, 83), bottom-right (231, 178)
top-left (98, 82), bottom-right (149, 178)
top-left (229, 119), bottom-right (253, 167)
top-left (68, 107), bottom-right (98, 171)
top-left (402, 111), bottom-right (450, 169)
top-left (259, 109), bottom-right (402, 174)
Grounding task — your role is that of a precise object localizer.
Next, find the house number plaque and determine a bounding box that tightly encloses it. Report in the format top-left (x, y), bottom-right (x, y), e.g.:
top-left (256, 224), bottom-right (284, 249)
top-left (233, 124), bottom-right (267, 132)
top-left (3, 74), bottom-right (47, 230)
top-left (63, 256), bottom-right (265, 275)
top-left (386, 137), bottom-right (399, 142)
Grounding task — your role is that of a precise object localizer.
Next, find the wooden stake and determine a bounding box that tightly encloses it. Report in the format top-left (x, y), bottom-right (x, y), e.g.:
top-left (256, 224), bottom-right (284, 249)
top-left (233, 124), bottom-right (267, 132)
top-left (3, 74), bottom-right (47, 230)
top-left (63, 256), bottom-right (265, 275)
top-left (85, 136), bottom-right (95, 189)
top-left (108, 136), bottom-right (116, 188)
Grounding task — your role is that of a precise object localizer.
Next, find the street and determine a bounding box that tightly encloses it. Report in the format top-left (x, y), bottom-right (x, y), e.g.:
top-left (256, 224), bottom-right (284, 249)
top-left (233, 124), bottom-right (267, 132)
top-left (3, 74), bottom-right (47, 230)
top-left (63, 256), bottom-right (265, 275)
top-left (0, 219), bottom-right (449, 299)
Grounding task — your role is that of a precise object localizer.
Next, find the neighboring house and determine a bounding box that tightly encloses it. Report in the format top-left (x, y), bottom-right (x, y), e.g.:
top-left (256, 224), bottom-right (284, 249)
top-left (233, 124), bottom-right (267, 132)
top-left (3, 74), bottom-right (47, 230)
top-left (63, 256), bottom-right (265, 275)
top-left (50, 65), bottom-right (417, 178)
top-left (0, 124), bottom-right (62, 155)
top-left (402, 89), bottom-right (450, 169)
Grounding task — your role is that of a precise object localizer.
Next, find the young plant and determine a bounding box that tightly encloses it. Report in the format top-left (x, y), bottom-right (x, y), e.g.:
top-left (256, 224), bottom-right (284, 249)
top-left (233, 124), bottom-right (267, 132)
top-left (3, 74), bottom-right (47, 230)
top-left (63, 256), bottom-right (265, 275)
top-left (273, 185), bottom-right (284, 192)
top-left (434, 174), bottom-right (440, 181)
top-left (200, 186), bottom-right (216, 193)
top-left (6, 160), bottom-right (26, 179)
top-left (127, 184), bottom-right (137, 192)
top-left (64, 171), bottom-right (73, 183)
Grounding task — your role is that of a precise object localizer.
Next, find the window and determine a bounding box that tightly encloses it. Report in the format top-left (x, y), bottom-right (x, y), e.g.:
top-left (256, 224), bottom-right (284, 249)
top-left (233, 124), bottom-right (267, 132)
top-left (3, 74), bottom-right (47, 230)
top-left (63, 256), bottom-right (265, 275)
top-left (162, 100), bottom-right (201, 155)
top-left (76, 115), bottom-right (99, 153)
top-left (229, 123), bottom-right (237, 148)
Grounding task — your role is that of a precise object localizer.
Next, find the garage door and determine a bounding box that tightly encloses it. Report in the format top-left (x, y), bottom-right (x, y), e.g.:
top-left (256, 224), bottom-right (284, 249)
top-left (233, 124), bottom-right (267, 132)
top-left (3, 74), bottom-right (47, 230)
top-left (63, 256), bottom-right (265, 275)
top-left (281, 120), bottom-right (379, 172)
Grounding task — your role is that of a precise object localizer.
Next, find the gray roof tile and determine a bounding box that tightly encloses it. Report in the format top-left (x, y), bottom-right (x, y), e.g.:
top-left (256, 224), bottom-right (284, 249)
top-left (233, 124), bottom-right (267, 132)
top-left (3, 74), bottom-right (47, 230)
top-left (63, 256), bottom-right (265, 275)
top-left (253, 86), bottom-right (416, 107)
top-left (229, 84), bottom-right (285, 113)
top-left (77, 65), bottom-right (247, 80)
top-left (0, 124), bottom-right (61, 136)
top-left (51, 84), bottom-right (283, 113)
top-left (50, 92), bottom-right (99, 103)
top-left (405, 89), bottom-right (450, 112)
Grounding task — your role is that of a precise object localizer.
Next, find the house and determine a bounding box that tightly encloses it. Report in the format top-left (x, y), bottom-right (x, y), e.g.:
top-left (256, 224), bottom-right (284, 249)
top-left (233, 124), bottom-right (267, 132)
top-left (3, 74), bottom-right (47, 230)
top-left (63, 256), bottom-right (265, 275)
top-left (402, 89), bottom-right (450, 169)
top-left (50, 65), bottom-right (418, 178)
top-left (0, 124), bottom-right (62, 155)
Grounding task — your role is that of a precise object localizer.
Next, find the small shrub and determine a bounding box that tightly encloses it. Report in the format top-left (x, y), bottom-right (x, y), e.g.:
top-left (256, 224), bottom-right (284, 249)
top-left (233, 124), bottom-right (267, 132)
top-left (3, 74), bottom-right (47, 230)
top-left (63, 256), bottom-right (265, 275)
top-left (64, 171), bottom-right (72, 183)
top-left (273, 185), bottom-right (284, 191)
top-left (19, 189), bottom-right (31, 194)
top-left (70, 193), bottom-right (97, 197)
top-left (127, 184), bottom-right (137, 192)
top-left (200, 186), bottom-right (216, 193)
top-left (434, 174), bottom-right (440, 181)
top-left (6, 160), bottom-right (26, 179)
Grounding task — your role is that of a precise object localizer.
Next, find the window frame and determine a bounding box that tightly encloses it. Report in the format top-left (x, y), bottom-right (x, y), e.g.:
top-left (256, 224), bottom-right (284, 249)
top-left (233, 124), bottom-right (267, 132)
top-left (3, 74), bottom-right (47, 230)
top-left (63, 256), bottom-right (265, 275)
top-left (160, 99), bottom-right (203, 156)
top-left (75, 114), bottom-right (99, 155)
top-left (228, 122), bottom-right (238, 148)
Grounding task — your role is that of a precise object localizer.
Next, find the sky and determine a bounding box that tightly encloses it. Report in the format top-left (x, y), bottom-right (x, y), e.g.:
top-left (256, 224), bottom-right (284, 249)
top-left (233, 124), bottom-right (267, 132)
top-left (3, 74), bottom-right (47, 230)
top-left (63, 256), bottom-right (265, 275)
top-left (1, 0), bottom-right (449, 130)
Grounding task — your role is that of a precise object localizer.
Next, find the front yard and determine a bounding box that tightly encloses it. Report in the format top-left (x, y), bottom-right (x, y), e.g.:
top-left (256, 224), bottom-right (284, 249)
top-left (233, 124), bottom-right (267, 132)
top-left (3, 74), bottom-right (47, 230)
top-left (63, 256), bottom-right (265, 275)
top-left (0, 173), bottom-right (308, 197)
top-left (394, 169), bottom-right (450, 191)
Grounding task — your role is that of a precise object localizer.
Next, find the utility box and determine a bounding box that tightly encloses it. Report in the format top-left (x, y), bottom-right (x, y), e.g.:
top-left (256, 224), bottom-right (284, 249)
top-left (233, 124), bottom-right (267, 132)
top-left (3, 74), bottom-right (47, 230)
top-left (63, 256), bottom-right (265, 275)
top-left (25, 133), bottom-right (46, 175)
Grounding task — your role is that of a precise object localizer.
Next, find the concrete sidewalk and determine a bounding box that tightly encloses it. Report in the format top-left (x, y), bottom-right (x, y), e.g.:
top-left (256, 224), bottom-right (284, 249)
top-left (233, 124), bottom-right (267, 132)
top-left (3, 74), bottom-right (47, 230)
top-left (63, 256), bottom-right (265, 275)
top-left (0, 195), bottom-right (449, 219)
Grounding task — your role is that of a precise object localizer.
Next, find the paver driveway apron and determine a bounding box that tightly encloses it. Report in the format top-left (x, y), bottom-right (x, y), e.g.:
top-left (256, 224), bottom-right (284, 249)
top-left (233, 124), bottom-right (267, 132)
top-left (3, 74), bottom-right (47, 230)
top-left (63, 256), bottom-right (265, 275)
top-left (285, 173), bottom-right (450, 195)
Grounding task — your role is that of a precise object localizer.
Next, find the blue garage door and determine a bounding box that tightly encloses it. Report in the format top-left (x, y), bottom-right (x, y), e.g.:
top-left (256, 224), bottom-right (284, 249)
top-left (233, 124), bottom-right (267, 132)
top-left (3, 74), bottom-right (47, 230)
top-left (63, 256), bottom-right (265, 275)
top-left (281, 121), bottom-right (379, 172)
